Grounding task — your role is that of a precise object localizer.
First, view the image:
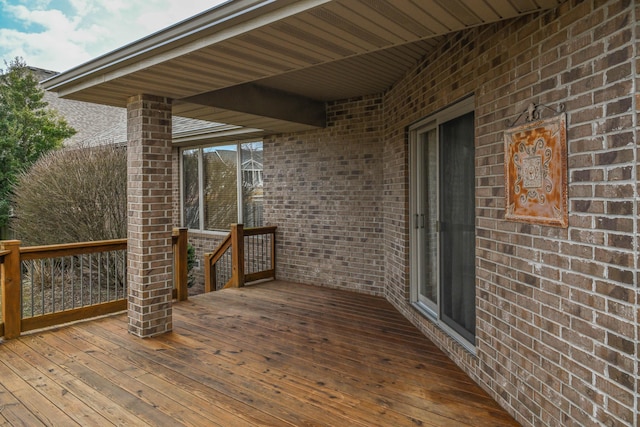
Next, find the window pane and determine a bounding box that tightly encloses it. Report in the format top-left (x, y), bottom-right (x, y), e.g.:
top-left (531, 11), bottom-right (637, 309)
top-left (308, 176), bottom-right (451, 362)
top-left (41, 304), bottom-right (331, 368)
top-left (203, 145), bottom-right (238, 231)
top-left (241, 141), bottom-right (264, 228)
top-left (419, 129), bottom-right (438, 306)
top-left (182, 149), bottom-right (200, 229)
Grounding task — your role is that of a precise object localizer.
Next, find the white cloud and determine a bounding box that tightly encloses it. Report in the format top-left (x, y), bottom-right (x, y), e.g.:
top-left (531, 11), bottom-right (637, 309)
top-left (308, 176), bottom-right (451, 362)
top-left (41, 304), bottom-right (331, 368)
top-left (0, 0), bottom-right (227, 72)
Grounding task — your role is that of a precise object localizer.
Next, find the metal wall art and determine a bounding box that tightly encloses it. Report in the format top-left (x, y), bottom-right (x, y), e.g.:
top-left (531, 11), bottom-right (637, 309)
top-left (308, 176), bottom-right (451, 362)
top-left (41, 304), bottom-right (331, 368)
top-left (504, 103), bottom-right (568, 227)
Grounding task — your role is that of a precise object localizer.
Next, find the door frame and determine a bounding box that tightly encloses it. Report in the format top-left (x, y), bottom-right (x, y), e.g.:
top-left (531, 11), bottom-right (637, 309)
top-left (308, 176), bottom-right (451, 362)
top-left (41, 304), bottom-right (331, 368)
top-left (409, 96), bottom-right (476, 353)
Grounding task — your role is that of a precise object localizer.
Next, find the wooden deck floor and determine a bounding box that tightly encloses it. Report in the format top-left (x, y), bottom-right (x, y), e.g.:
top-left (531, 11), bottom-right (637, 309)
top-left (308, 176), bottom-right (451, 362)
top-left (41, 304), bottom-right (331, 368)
top-left (0, 281), bottom-right (518, 426)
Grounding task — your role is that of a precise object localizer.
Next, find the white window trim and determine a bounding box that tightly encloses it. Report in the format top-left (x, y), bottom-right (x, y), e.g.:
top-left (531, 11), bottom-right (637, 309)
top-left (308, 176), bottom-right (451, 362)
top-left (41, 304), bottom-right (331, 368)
top-left (180, 139), bottom-right (263, 234)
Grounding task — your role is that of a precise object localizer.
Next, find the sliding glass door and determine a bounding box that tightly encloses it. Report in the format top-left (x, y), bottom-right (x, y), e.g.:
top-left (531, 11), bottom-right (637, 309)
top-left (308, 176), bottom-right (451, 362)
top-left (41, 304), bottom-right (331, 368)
top-left (410, 98), bottom-right (476, 349)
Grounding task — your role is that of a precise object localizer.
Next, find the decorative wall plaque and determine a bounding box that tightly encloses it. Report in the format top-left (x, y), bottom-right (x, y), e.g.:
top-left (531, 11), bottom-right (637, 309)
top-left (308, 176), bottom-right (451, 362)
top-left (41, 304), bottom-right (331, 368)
top-left (504, 105), bottom-right (567, 227)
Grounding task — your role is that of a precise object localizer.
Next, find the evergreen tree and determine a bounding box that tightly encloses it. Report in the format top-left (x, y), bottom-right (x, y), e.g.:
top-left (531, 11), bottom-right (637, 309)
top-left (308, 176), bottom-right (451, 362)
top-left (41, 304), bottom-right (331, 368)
top-left (0, 57), bottom-right (75, 234)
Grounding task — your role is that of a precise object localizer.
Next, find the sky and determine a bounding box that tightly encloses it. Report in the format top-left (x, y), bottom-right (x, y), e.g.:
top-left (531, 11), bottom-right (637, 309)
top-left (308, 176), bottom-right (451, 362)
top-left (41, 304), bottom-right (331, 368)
top-left (0, 0), bottom-right (228, 73)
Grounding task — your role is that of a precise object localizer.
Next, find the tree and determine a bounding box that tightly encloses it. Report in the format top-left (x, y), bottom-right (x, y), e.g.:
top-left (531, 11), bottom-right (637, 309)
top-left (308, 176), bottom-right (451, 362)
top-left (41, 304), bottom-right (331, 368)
top-left (11, 143), bottom-right (127, 245)
top-left (0, 57), bottom-right (75, 234)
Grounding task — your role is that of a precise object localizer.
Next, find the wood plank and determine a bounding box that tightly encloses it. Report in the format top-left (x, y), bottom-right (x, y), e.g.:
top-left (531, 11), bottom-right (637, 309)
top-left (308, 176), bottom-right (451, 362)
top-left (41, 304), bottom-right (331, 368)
top-left (174, 292), bottom-right (516, 426)
top-left (4, 338), bottom-right (146, 425)
top-left (0, 382), bottom-right (47, 426)
top-left (160, 323), bottom-right (442, 427)
top-left (24, 333), bottom-right (186, 426)
top-left (42, 329), bottom-right (224, 427)
top-left (0, 281), bottom-right (518, 427)
top-left (0, 357), bottom-right (79, 425)
top-left (7, 335), bottom-right (159, 425)
top-left (80, 319), bottom-right (372, 427)
top-left (64, 321), bottom-right (289, 427)
top-left (0, 344), bottom-right (111, 426)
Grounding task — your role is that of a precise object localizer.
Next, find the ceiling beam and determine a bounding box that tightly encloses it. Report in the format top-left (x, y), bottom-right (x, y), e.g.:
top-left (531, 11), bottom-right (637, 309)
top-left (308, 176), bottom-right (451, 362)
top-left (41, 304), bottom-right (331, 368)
top-left (182, 83), bottom-right (326, 128)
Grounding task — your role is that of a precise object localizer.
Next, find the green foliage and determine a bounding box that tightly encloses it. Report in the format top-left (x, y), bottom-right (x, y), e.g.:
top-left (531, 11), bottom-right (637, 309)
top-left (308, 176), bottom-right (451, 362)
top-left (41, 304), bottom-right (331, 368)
top-left (12, 144), bottom-right (127, 245)
top-left (187, 243), bottom-right (196, 287)
top-left (0, 57), bottom-right (75, 231)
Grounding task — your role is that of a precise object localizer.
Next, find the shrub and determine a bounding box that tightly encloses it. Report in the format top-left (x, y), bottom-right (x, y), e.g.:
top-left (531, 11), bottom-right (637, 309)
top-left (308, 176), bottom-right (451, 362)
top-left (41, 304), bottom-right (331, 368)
top-left (11, 143), bottom-right (126, 245)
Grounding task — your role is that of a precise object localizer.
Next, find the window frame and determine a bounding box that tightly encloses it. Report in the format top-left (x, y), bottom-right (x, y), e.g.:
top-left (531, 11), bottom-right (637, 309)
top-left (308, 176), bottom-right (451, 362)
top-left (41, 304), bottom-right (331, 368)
top-left (180, 139), bottom-right (263, 234)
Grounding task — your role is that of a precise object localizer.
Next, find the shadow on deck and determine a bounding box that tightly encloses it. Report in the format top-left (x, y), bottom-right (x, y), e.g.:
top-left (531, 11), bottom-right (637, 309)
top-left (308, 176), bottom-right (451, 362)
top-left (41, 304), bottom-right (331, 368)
top-left (0, 280), bottom-right (518, 426)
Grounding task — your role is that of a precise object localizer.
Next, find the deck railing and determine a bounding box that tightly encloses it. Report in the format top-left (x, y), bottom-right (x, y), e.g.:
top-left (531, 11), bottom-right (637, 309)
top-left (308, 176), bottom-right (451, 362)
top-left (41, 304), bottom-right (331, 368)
top-left (204, 224), bottom-right (276, 292)
top-left (0, 228), bottom-right (188, 339)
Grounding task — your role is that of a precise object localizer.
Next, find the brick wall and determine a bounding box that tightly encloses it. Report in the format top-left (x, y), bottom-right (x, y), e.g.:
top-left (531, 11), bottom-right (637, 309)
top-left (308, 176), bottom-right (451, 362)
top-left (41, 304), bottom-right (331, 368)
top-left (263, 95), bottom-right (386, 295)
top-left (383, 1), bottom-right (638, 426)
top-left (168, 2), bottom-right (637, 424)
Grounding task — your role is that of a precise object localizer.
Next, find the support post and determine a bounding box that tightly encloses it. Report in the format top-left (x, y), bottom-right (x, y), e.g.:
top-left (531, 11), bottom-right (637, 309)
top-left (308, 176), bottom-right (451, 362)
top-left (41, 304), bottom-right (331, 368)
top-left (231, 224), bottom-right (245, 288)
top-left (174, 228), bottom-right (188, 301)
top-left (1, 240), bottom-right (21, 339)
top-left (126, 94), bottom-right (173, 338)
top-left (204, 253), bottom-right (214, 293)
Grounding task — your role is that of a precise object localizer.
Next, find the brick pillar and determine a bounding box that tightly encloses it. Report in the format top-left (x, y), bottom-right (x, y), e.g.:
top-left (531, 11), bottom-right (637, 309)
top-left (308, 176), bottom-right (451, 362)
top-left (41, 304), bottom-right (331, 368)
top-left (126, 94), bottom-right (173, 337)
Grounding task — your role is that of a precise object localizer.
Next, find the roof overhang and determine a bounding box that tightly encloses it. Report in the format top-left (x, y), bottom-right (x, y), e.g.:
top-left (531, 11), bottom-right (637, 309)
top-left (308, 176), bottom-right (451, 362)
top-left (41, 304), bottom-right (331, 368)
top-left (42, 0), bottom-right (564, 137)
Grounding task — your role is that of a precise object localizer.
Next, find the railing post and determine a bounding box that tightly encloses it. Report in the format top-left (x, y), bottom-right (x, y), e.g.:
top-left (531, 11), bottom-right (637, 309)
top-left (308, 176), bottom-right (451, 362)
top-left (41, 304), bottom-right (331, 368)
top-left (174, 228), bottom-right (188, 301)
top-left (231, 224), bottom-right (245, 288)
top-left (271, 228), bottom-right (276, 280)
top-left (204, 252), bottom-right (213, 292)
top-left (1, 240), bottom-right (21, 339)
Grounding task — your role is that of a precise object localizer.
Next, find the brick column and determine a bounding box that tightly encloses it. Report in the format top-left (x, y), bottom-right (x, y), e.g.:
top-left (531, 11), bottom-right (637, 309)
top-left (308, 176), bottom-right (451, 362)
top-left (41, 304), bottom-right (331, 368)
top-left (126, 94), bottom-right (173, 337)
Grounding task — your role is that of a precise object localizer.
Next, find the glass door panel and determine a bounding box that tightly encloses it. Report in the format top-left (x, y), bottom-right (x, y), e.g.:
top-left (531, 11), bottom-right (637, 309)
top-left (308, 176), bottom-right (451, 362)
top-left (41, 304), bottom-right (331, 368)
top-left (439, 112), bottom-right (476, 343)
top-left (417, 128), bottom-right (438, 310)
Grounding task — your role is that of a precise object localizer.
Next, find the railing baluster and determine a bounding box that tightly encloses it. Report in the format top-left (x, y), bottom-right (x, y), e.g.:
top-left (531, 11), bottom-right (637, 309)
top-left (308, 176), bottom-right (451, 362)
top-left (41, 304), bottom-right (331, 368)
top-left (29, 260), bottom-right (34, 317)
top-left (89, 254), bottom-right (93, 305)
top-left (40, 259), bottom-right (44, 316)
top-left (98, 252), bottom-right (102, 304)
top-left (122, 250), bottom-right (127, 300)
top-left (80, 254), bottom-right (84, 306)
top-left (50, 258), bottom-right (55, 314)
top-left (61, 257), bottom-right (65, 311)
top-left (71, 256), bottom-right (75, 310)
top-left (106, 251), bottom-right (110, 302)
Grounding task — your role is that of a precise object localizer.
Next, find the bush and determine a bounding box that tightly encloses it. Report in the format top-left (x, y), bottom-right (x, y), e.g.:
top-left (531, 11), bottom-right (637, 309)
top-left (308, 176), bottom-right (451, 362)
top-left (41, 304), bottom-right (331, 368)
top-left (11, 143), bottom-right (127, 245)
top-left (187, 243), bottom-right (196, 287)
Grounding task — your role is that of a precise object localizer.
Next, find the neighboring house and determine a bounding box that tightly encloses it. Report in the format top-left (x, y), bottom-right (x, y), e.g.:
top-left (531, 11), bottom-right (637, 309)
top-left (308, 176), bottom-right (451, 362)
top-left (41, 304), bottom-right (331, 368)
top-left (42, 1), bottom-right (639, 426)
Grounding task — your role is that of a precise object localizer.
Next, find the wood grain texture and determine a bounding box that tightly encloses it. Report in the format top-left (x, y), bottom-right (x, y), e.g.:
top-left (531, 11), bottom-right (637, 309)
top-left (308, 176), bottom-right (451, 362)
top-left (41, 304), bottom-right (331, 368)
top-left (0, 281), bottom-right (519, 426)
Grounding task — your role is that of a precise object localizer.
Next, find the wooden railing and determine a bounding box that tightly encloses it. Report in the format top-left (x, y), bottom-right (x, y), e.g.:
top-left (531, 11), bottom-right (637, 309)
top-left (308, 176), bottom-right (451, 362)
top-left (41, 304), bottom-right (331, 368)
top-left (0, 228), bottom-right (189, 340)
top-left (204, 224), bottom-right (276, 292)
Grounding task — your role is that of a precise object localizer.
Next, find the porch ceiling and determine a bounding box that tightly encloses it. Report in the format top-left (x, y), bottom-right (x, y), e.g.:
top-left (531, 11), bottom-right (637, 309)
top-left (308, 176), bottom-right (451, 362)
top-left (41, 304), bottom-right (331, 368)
top-left (42, 0), bottom-right (563, 136)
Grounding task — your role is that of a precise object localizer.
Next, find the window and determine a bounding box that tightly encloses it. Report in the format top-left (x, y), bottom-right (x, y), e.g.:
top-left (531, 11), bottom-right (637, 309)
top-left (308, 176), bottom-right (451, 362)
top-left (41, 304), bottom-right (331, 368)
top-left (181, 141), bottom-right (263, 231)
top-left (409, 97), bottom-right (476, 351)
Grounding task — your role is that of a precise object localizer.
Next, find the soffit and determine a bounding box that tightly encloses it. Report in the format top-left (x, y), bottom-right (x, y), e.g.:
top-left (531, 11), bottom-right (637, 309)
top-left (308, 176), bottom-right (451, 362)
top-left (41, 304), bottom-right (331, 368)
top-left (43, 0), bottom-right (564, 135)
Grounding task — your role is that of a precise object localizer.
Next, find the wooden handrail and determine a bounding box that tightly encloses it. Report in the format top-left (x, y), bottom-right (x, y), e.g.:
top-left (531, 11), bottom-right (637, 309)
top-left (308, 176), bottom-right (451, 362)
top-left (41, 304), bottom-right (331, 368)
top-left (206, 233), bottom-right (232, 268)
top-left (20, 239), bottom-right (127, 260)
top-left (204, 232), bottom-right (231, 293)
top-left (0, 227), bottom-right (189, 339)
top-left (204, 224), bottom-right (276, 293)
top-left (243, 226), bottom-right (277, 236)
